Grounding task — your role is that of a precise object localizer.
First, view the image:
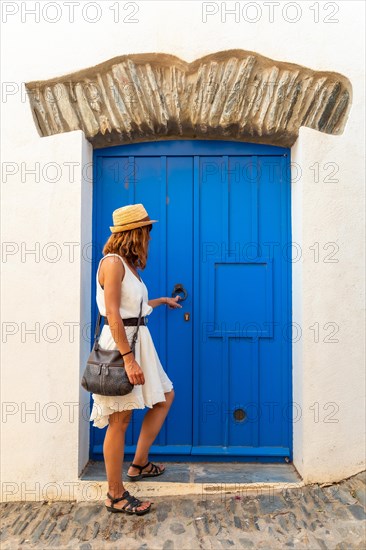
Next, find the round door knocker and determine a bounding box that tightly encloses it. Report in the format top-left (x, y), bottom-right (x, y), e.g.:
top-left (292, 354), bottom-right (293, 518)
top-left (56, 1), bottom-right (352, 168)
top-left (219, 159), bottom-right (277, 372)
top-left (171, 283), bottom-right (188, 302)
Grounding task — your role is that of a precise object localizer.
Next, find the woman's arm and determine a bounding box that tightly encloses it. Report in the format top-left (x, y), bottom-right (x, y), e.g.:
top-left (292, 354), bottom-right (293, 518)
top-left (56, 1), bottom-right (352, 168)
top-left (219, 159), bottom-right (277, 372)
top-left (102, 256), bottom-right (145, 385)
top-left (148, 297), bottom-right (166, 308)
top-left (148, 296), bottom-right (183, 309)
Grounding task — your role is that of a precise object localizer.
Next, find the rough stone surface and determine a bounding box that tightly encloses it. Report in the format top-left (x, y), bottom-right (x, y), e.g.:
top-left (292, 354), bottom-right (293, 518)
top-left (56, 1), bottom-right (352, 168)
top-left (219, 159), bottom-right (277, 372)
top-left (24, 50), bottom-right (352, 149)
top-left (0, 471), bottom-right (365, 549)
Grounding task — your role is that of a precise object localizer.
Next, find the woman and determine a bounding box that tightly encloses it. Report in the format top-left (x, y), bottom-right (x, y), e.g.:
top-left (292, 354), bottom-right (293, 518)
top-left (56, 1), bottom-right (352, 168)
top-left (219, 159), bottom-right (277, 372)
top-left (89, 203), bottom-right (182, 515)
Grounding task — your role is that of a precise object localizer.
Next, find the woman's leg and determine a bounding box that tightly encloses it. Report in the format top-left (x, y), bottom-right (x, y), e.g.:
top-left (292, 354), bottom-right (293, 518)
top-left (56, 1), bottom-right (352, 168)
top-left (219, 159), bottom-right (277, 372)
top-left (128, 389), bottom-right (175, 476)
top-left (104, 408), bottom-right (151, 511)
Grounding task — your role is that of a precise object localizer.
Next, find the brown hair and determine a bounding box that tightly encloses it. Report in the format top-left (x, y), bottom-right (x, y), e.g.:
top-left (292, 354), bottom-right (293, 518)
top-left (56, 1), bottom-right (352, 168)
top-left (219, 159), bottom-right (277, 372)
top-left (102, 224), bottom-right (152, 270)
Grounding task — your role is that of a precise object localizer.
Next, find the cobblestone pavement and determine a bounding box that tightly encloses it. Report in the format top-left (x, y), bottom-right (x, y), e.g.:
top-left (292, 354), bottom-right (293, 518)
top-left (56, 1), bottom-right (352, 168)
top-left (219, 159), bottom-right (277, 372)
top-left (1, 471), bottom-right (365, 549)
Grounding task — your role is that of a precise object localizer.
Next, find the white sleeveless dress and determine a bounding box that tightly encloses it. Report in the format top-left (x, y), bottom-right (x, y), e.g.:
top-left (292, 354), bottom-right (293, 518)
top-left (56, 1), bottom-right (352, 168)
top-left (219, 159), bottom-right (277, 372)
top-left (89, 253), bottom-right (174, 429)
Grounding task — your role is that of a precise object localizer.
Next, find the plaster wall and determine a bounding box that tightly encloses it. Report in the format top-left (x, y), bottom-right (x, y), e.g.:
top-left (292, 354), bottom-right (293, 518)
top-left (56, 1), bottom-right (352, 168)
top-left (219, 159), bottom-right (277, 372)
top-left (292, 125), bottom-right (365, 483)
top-left (1, 0), bottom-right (364, 500)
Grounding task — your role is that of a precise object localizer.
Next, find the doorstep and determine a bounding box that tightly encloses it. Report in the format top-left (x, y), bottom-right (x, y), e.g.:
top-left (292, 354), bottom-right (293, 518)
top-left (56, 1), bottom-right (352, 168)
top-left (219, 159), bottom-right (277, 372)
top-left (77, 461), bottom-right (304, 501)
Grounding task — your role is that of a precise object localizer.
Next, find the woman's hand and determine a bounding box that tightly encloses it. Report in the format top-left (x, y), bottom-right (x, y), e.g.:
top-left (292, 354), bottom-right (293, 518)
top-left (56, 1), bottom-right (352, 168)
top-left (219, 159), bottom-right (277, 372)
top-left (148, 296), bottom-right (183, 309)
top-left (164, 296), bottom-right (183, 309)
top-left (124, 355), bottom-right (145, 385)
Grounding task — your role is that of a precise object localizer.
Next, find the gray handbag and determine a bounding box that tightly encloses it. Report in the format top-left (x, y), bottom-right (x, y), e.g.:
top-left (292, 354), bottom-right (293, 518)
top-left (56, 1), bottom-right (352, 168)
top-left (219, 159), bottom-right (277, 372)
top-left (81, 299), bottom-right (143, 396)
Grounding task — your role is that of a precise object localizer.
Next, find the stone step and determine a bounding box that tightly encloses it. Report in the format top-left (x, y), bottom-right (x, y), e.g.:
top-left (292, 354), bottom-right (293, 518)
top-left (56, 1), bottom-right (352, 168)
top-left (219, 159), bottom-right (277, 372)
top-left (77, 461), bottom-right (304, 500)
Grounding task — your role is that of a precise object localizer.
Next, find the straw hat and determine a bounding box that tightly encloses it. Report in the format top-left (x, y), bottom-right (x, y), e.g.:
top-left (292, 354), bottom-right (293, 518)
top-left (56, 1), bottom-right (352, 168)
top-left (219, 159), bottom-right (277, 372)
top-left (109, 203), bottom-right (158, 233)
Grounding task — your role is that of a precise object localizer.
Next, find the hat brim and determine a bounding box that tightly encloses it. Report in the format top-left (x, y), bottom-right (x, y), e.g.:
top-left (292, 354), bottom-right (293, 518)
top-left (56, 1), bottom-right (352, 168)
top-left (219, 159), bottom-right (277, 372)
top-left (110, 219), bottom-right (158, 233)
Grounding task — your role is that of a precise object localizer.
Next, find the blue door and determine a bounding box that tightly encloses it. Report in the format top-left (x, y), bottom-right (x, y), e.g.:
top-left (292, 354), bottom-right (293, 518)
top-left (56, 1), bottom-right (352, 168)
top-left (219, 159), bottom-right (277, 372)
top-left (91, 140), bottom-right (292, 462)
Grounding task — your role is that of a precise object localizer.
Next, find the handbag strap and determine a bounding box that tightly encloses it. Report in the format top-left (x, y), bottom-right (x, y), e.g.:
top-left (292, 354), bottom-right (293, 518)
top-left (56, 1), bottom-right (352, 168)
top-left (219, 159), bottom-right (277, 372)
top-left (93, 312), bottom-right (102, 343)
top-left (131, 298), bottom-right (143, 348)
top-left (93, 298), bottom-right (144, 349)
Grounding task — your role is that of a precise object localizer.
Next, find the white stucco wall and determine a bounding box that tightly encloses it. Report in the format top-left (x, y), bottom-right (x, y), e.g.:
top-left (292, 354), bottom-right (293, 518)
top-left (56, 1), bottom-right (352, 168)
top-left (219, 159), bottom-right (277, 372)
top-left (1, 1), bottom-right (364, 500)
top-left (292, 127), bottom-right (365, 483)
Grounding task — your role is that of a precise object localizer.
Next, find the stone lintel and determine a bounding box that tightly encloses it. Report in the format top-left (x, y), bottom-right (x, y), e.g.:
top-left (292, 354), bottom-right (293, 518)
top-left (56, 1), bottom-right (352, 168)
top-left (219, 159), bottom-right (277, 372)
top-left (25, 49), bottom-right (352, 149)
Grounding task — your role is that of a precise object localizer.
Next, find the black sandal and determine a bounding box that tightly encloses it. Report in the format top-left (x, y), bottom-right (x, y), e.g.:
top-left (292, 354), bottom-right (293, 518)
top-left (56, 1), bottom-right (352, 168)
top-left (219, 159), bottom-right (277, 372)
top-left (127, 461), bottom-right (165, 481)
top-left (105, 490), bottom-right (151, 515)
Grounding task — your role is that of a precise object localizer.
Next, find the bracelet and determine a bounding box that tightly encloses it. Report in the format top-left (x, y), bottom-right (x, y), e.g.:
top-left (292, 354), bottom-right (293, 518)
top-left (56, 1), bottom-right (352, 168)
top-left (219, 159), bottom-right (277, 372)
top-left (122, 350), bottom-right (133, 357)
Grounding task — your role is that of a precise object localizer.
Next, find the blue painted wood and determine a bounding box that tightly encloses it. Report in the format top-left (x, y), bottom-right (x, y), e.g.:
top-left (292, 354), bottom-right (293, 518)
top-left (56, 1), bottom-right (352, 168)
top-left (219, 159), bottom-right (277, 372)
top-left (95, 140), bottom-right (287, 156)
top-left (92, 447), bottom-right (289, 463)
top-left (192, 155), bottom-right (200, 450)
top-left (90, 140), bottom-right (292, 462)
top-left (92, 444), bottom-right (290, 458)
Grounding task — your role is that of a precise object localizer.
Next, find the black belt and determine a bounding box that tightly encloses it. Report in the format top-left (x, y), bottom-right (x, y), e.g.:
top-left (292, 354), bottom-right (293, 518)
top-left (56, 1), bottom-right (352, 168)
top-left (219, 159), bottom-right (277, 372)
top-left (103, 316), bottom-right (148, 326)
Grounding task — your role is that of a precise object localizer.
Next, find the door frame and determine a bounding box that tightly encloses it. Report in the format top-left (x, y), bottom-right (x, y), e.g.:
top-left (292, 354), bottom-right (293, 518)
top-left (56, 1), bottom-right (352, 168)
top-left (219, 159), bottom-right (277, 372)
top-left (91, 140), bottom-right (292, 463)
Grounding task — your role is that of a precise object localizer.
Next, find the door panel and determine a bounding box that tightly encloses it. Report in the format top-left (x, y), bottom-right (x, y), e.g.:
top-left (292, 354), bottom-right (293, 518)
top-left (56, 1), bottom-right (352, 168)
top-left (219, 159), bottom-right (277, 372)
top-left (194, 155), bottom-right (290, 455)
top-left (91, 140), bottom-right (292, 461)
top-left (165, 157), bottom-right (194, 447)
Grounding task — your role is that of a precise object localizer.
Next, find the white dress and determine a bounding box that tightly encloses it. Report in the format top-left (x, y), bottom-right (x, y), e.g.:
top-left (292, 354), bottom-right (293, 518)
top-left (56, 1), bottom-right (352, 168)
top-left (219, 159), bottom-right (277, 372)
top-left (89, 253), bottom-right (174, 429)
